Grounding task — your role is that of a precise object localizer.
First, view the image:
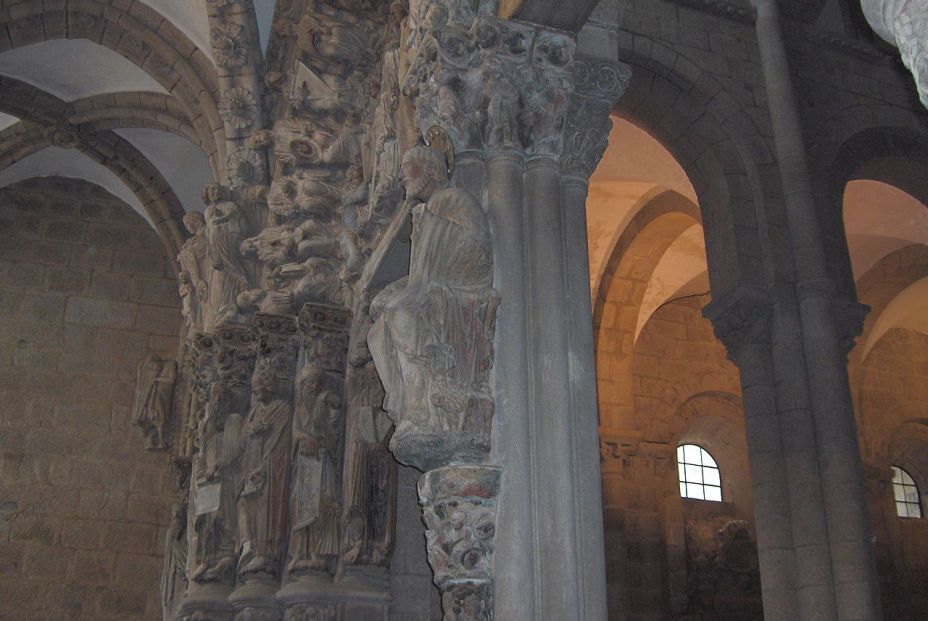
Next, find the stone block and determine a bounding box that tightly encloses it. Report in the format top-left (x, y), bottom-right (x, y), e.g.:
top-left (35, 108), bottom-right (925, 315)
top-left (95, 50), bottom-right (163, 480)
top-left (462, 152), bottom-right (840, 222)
top-left (6, 262), bottom-right (46, 290)
top-left (77, 489), bottom-right (128, 521)
top-left (22, 543), bottom-right (71, 580)
top-left (45, 267), bottom-right (88, 295)
top-left (129, 275), bottom-right (180, 307)
top-left (19, 292), bottom-right (66, 323)
top-left (69, 549), bottom-right (116, 584)
top-left (113, 553), bottom-right (162, 588)
top-left (88, 271), bottom-right (131, 301)
top-left (102, 521), bottom-right (158, 556)
top-left (27, 240), bottom-right (73, 266)
top-left (70, 245), bottom-right (113, 272)
top-left (64, 297), bottom-right (136, 330)
top-left (97, 585), bottom-right (148, 618)
top-left (43, 219), bottom-right (87, 243)
top-left (60, 519), bottom-right (106, 550)
top-left (0, 541), bottom-right (24, 575)
top-left (112, 250), bottom-right (167, 277)
top-left (133, 304), bottom-right (181, 336)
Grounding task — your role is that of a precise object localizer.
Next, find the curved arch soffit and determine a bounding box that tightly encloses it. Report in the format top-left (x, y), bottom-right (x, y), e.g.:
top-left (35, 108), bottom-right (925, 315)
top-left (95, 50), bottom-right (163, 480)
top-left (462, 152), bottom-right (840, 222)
top-left (0, 39), bottom-right (167, 101)
top-left (0, 112), bottom-right (19, 131)
top-left (0, 3), bottom-right (223, 164)
top-left (593, 189), bottom-right (702, 338)
top-left (613, 47), bottom-right (772, 296)
top-left (861, 276), bottom-right (928, 360)
top-left (844, 179), bottom-right (928, 279)
top-left (636, 224), bottom-right (709, 340)
top-left (114, 128), bottom-right (211, 213)
top-left (0, 146), bottom-right (147, 221)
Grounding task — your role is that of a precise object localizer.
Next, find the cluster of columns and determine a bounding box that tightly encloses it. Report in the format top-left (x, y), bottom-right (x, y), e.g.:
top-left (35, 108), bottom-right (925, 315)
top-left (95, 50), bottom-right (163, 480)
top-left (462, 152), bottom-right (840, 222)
top-left (702, 2), bottom-right (883, 620)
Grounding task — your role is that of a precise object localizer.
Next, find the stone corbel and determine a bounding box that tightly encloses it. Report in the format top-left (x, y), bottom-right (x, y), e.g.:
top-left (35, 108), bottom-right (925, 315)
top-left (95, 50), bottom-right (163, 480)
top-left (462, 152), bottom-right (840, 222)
top-left (419, 466), bottom-right (502, 621)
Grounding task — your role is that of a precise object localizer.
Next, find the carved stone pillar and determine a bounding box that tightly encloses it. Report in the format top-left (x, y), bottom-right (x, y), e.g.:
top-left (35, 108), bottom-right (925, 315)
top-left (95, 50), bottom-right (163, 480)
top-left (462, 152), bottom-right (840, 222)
top-left (179, 326), bottom-right (256, 621)
top-left (277, 304), bottom-right (354, 617)
top-left (365, 2), bottom-right (627, 617)
top-left (230, 314), bottom-right (300, 621)
top-left (861, 0), bottom-right (928, 108)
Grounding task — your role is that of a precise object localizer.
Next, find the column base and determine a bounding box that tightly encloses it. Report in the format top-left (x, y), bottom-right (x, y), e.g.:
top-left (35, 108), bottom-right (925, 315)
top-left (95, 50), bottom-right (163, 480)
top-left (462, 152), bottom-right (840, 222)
top-left (177, 582), bottom-right (235, 620)
top-left (230, 576), bottom-right (281, 620)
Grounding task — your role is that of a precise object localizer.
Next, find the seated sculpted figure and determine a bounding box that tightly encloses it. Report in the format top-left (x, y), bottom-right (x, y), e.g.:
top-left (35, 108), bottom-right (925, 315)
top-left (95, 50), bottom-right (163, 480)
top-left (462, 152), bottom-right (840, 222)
top-left (367, 145), bottom-right (498, 471)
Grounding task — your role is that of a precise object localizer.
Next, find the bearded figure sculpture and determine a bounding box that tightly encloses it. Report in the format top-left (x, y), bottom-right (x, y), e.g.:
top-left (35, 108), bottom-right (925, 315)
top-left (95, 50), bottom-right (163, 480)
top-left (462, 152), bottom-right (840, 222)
top-left (367, 145), bottom-right (499, 471)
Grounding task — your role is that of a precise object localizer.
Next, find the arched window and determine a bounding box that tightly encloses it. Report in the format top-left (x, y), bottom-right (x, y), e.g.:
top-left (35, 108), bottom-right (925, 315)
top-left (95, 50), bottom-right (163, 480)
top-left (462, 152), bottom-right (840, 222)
top-left (677, 444), bottom-right (722, 502)
top-left (892, 466), bottom-right (923, 518)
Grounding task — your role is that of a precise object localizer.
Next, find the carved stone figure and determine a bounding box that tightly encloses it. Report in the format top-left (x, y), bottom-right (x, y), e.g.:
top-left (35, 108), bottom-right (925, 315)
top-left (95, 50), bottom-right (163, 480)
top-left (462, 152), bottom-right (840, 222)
top-left (177, 212), bottom-right (210, 329)
top-left (367, 145), bottom-right (499, 470)
top-left (189, 383), bottom-right (243, 585)
top-left (132, 353), bottom-right (177, 450)
top-left (273, 257), bottom-right (350, 308)
top-left (287, 364), bottom-right (343, 575)
top-left (161, 461), bottom-right (190, 620)
top-left (238, 357), bottom-right (295, 579)
top-left (204, 183), bottom-right (251, 331)
top-left (341, 316), bottom-right (396, 567)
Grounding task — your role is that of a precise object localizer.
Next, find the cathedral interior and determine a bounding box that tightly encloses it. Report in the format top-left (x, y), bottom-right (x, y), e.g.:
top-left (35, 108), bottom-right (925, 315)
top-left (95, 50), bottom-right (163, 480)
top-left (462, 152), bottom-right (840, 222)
top-left (0, 0), bottom-right (927, 620)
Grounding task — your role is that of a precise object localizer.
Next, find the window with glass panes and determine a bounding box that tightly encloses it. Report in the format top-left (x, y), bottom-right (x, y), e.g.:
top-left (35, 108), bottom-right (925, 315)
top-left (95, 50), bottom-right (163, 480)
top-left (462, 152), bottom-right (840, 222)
top-left (892, 466), bottom-right (922, 518)
top-left (677, 444), bottom-right (722, 501)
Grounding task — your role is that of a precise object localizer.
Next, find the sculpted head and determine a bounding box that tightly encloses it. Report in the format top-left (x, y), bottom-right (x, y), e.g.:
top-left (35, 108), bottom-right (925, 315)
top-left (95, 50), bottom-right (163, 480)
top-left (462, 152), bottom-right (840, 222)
top-left (183, 211), bottom-right (206, 235)
top-left (299, 363), bottom-right (326, 395)
top-left (202, 183), bottom-right (224, 205)
top-left (401, 146), bottom-right (448, 202)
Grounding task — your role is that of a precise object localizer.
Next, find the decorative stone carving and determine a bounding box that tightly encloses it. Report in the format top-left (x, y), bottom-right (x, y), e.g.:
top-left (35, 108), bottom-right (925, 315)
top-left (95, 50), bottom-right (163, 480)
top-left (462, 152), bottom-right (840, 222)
top-left (220, 86), bottom-right (259, 130)
top-left (862, 0), bottom-right (928, 108)
top-left (283, 603), bottom-right (337, 621)
top-left (212, 22), bottom-right (252, 70)
top-left (286, 304), bottom-right (351, 576)
top-left (562, 59), bottom-right (631, 177)
top-left (368, 145), bottom-right (499, 471)
top-left (419, 466), bottom-right (501, 621)
top-left (132, 353), bottom-right (177, 450)
top-left (178, 212), bottom-right (210, 330)
top-left (204, 183), bottom-right (252, 332)
top-left (702, 289), bottom-right (773, 363)
top-left (238, 316), bottom-right (300, 580)
top-left (341, 309), bottom-right (396, 567)
top-left (226, 147), bottom-right (265, 189)
top-left (189, 381), bottom-right (245, 585)
top-left (162, 459), bottom-right (191, 620)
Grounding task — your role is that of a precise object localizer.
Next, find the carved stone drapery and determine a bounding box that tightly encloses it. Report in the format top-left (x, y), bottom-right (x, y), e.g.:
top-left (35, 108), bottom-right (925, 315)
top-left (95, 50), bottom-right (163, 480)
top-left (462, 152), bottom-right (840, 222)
top-left (133, 353), bottom-right (178, 450)
top-left (368, 145), bottom-right (499, 472)
top-left (862, 0), bottom-right (928, 108)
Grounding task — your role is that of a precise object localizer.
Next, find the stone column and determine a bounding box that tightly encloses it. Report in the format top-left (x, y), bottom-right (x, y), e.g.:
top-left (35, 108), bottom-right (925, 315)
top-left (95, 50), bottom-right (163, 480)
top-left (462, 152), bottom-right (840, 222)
top-left (861, 0), bottom-right (928, 109)
top-left (753, 1), bottom-right (882, 619)
top-left (705, 289), bottom-right (801, 621)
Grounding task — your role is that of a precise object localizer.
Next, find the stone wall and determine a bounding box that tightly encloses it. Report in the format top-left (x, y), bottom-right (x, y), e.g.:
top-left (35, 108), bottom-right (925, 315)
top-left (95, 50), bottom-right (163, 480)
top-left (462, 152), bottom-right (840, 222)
top-left (853, 328), bottom-right (928, 621)
top-left (0, 177), bottom-right (181, 621)
top-left (600, 294), bottom-right (755, 621)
